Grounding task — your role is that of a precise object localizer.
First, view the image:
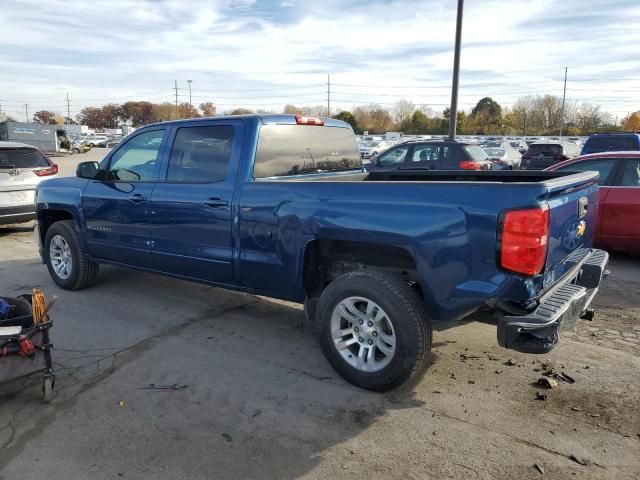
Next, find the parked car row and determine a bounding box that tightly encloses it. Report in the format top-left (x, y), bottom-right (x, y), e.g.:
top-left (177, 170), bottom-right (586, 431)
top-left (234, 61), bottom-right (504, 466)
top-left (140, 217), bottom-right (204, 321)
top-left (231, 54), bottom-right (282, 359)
top-left (68, 134), bottom-right (125, 150)
top-left (2, 126), bottom-right (638, 257)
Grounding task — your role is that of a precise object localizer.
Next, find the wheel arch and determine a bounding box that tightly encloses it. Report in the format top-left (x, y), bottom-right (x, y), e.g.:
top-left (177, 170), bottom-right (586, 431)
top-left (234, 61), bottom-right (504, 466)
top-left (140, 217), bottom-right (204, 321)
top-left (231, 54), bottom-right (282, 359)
top-left (301, 239), bottom-right (435, 314)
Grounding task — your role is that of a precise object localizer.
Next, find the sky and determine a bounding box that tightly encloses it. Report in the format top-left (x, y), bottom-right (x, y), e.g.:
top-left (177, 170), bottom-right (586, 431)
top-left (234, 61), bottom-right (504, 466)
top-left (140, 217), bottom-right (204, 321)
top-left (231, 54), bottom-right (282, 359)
top-left (0, 0), bottom-right (639, 120)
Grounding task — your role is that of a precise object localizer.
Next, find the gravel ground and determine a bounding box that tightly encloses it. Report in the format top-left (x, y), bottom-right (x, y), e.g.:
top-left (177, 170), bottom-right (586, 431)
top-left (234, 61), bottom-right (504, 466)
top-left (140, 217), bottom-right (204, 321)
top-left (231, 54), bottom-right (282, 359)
top-left (0, 155), bottom-right (638, 479)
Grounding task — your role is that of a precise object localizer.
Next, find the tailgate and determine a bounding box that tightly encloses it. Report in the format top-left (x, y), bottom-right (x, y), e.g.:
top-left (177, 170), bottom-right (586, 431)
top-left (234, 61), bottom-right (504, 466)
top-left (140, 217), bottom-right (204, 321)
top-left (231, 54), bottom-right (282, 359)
top-left (542, 172), bottom-right (599, 287)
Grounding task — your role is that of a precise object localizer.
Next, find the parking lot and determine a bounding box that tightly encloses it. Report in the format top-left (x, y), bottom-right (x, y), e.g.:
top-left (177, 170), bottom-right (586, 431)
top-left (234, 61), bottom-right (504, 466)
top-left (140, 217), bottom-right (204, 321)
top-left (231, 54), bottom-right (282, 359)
top-left (0, 150), bottom-right (638, 480)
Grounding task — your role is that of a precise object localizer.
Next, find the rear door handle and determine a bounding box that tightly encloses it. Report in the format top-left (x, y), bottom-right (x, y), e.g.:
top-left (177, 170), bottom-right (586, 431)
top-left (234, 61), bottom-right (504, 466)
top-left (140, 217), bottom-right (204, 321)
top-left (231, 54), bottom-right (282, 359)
top-left (129, 193), bottom-right (147, 203)
top-left (204, 198), bottom-right (229, 208)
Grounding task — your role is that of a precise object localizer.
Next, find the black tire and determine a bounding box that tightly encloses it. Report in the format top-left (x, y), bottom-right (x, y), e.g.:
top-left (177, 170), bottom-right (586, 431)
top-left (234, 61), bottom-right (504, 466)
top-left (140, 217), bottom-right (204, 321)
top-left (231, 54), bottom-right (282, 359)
top-left (316, 270), bottom-right (431, 391)
top-left (44, 220), bottom-right (99, 290)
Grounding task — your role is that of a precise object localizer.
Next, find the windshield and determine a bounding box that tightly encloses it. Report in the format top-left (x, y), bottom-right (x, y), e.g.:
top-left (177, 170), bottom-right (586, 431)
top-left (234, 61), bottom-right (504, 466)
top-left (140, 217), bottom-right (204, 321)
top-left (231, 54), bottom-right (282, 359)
top-left (463, 145), bottom-right (489, 161)
top-left (254, 124), bottom-right (362, 178)
top-left (527, 144), bottom-right (563, 155)
top-left (0, 148), bottom-right (50, 169)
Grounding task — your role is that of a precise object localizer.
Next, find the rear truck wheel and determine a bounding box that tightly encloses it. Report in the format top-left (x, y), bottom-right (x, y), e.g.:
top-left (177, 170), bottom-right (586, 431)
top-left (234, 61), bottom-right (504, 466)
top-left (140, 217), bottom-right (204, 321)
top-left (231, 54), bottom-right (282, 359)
top-left (316, 270), bottom-right (431, 391)
top-left (44, 220), bottom-right (99, 290)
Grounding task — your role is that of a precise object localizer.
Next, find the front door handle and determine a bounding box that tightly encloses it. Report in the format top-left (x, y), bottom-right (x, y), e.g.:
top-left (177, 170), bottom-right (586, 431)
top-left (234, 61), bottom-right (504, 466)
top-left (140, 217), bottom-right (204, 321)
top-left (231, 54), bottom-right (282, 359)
top-left (129, 193), bottom-right (147, 203)
top-left (204, 198), bottom-right (229, 208)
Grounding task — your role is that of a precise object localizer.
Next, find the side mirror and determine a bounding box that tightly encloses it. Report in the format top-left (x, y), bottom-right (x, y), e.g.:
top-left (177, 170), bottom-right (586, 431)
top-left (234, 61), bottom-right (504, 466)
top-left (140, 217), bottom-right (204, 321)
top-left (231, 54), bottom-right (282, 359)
top-left (76, 161), bottom-right (100, 179)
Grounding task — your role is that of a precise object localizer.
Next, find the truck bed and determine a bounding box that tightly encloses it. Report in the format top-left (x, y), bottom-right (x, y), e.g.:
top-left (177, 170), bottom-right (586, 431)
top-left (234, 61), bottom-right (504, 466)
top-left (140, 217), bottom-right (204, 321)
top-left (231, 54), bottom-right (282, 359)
top-left (275, 169), bottom-right (593, 186)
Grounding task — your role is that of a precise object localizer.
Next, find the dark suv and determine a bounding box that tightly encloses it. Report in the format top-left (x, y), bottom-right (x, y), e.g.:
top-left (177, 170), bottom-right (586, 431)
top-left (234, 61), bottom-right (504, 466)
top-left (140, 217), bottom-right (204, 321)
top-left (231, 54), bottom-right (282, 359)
top-left (521, 141), bottom-right (580, 170)
top-left (367, 140), bottom-right (493, 171)
top-left (581, 133), bottom-right (640, 155)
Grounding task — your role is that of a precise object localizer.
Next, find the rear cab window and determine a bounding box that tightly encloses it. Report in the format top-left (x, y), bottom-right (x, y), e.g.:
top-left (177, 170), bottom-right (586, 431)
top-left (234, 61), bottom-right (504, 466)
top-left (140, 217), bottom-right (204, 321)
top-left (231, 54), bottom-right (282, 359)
top-left (0, 148), bottom-right (50, 169)
top-left (527, 144), bottom-right (563, 156)
top-left (254, 124), bottom-right (361, 178)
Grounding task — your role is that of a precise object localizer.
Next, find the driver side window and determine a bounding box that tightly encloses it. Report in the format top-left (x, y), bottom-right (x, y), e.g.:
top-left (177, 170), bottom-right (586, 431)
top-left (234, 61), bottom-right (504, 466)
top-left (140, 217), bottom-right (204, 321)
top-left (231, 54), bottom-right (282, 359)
top-left (108, 129), bottom-right (165, 181)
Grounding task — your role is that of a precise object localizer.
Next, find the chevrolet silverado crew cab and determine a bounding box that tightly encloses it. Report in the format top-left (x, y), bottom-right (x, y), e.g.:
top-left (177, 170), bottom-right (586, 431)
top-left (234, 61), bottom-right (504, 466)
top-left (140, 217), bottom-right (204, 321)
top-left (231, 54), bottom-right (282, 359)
top-left (34, 115), bottom-right (608, 391)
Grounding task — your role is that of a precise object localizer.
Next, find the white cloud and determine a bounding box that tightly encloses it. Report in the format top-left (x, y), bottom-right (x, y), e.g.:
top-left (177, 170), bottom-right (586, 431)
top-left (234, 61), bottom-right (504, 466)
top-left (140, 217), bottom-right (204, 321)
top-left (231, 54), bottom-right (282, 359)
top-left (0, 0), bottom-right (638, 117)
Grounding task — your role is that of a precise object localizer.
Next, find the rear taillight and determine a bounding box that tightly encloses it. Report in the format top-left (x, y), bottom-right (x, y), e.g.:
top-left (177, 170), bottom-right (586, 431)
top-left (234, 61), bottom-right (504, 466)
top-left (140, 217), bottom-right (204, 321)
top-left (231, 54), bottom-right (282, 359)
top-left (295, 115), bottom-right (324, 126)
top-left (553, 154), bottom-right (569, 161)
top-left (34, 164), bottom-right (58, 176)
top-left (459, 161), bottom-right (481, 170)
top-left (499, 205), bottom-right (549, 276)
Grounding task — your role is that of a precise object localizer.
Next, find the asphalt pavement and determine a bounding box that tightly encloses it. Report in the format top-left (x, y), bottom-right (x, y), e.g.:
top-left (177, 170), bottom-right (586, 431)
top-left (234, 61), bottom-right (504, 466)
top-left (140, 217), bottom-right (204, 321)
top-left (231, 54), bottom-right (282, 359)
top-left (0, 152), bottom-right (638, 480)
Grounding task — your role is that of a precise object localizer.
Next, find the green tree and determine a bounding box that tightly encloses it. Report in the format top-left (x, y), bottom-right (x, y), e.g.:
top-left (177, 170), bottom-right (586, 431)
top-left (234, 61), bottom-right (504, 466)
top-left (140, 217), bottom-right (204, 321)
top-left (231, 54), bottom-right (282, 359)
top-left (441, 108), bottom-right (467, 134)
top-left (333, 111), bottom-right (358, 132)
top-left (405, 110), bottom-right (429, 134)
top-left (470, 97), bottom-right (502, 134)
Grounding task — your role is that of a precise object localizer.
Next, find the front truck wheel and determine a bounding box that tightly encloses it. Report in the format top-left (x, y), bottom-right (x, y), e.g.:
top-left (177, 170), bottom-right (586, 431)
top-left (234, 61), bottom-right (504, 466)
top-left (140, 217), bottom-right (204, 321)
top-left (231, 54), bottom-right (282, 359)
top-left (44, 220), bottom-right (99, 290)
top-left (316, 270), bottom-right (431, 391)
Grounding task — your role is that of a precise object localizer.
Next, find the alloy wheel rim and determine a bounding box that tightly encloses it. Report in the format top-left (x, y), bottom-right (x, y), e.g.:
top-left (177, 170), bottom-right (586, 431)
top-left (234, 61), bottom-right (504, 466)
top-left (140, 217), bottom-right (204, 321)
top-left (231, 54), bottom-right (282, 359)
top-left (330, 296), bottom-right (396, 372)
top-left (50, 234), bottom-right (73, 280)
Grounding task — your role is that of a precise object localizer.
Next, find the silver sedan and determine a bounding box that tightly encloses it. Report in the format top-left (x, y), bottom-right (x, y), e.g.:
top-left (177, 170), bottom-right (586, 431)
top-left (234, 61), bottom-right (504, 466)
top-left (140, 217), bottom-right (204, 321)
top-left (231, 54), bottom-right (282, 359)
top-left (0, 142), bottom-right (59, 225)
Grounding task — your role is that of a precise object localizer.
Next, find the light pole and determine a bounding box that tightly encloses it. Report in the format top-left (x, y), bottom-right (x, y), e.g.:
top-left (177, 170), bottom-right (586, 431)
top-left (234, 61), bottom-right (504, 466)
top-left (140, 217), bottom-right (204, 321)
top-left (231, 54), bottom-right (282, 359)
top-left (448, 0), bottom-right (464, 141)
top-left (187, 80), bottom-right (193, 116)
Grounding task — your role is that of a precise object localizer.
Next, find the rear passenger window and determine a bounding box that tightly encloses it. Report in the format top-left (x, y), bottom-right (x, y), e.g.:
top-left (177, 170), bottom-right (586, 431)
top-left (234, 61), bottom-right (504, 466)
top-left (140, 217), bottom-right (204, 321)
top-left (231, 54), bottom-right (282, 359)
top-left (167, 126), bottom-right (233, 182)
top-left (411, 145), bottom-right (441, 163)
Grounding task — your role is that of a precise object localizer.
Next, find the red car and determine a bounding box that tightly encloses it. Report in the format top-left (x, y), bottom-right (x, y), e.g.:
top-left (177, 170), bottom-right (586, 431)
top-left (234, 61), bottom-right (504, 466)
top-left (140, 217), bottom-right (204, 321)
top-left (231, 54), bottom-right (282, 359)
top-left (546, 152), bottom-right (640, 253)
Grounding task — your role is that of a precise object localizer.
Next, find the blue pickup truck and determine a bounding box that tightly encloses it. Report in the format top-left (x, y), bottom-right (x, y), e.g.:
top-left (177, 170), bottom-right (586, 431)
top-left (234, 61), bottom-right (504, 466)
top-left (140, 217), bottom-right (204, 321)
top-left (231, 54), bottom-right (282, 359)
top-left (34, 115), bottom-right (608, 391)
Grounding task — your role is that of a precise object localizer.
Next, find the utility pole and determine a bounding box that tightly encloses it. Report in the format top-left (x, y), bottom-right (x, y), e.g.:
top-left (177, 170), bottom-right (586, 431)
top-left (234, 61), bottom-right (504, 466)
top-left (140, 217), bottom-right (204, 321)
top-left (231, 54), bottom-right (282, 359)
top-left (25, 104), bottom-right (30, 123)
top-left (448, 0), bottom-right (464, 140)
top-left (327, 74), bottom-right (331, 118)
top-left (174, 80), bottom-right (179, 119)
top-left (187, 80), bottom-right (193, 115)
top-left (66, 93), bottom-right (71, 123)
top-left (559, 66), bottom-right (568, 137)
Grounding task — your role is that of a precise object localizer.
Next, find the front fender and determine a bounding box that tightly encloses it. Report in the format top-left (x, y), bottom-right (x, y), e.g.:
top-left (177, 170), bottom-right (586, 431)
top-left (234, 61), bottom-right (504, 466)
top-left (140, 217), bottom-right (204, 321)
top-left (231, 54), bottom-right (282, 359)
top-left (36, 177), bottom-right (88, 246)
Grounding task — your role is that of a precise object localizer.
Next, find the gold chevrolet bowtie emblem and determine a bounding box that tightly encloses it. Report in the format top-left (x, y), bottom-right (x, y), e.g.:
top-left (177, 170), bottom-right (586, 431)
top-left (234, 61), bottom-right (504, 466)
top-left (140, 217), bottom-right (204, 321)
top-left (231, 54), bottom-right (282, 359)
top-left (577, 221), bottom-right (586, 236)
